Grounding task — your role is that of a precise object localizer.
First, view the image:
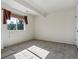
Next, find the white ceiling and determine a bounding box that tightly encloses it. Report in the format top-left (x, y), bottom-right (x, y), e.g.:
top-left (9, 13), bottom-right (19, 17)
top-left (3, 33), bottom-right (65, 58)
top-left (1, 0), bottom-right (77, 16)
top-left (30, 0), bottom-right (76, 12)
top-left (1, 0), bottom-right (40, 16)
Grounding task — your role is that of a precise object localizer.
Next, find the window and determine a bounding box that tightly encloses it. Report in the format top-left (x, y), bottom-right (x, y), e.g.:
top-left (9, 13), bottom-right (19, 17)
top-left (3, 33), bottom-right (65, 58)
top-left (7, 17), bottom-right (24, 30)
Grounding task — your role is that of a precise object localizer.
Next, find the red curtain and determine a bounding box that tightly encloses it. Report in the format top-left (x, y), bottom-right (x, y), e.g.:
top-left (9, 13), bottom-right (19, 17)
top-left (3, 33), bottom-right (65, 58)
top-left (3, 9), bottom-right (28, 24)
top-left (3, 9), bottom-right (11, 24)
top-left (24, 16), bottom-right (28, 24)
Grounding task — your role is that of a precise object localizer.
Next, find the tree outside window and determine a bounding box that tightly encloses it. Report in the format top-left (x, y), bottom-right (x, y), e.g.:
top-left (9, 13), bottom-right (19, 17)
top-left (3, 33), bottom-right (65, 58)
top-left (7, 17), bottom-right (24, 30)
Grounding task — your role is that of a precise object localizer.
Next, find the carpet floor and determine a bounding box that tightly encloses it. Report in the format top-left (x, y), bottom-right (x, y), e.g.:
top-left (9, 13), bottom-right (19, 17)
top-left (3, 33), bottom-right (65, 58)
top-left (1, 39), bottom-right (78, 59)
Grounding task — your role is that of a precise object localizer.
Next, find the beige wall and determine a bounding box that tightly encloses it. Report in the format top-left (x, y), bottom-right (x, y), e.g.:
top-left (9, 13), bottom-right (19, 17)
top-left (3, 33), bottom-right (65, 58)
top-left (1, 9), bottom-right (77, 49)
top-left (1, 10), bottom-right (35, 48)
top-left (34, 9), bottom-right (76, 44)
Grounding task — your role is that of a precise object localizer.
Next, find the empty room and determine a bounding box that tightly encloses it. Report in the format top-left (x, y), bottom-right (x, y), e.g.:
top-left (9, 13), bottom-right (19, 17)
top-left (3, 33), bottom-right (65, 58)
top-left (1, 0), bottom-right (78, 59)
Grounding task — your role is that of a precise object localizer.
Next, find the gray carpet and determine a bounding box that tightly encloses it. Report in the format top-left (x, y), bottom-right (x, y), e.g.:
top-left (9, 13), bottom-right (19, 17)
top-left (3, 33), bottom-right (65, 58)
top-left (1, 39), bottom-right (78, 59)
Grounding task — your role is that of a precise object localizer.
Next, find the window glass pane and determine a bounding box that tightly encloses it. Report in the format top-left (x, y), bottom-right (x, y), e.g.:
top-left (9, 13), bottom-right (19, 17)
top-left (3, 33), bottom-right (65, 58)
top-left (17, 20), bottom-right (24, 30)
top-left (7, 17), bottom-right (24, 30)
top-left (7, 21), bottom-right (16, 30)
top-left (7, 17), bottom-right (17, 30)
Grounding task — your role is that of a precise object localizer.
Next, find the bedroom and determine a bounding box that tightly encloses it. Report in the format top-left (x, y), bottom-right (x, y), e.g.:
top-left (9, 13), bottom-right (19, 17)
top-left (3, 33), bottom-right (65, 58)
top-left (1, 0), bottom-right (78, 59)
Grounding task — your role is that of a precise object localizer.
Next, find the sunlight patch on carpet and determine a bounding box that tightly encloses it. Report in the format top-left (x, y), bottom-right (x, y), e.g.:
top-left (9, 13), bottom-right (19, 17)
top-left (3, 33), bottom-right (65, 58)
top-left (14, 50), bottom-right (40, 59)
top-left (28, 45), bottom-right (50, 59)
top-left (14, 45), bottom-right (50, 59)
